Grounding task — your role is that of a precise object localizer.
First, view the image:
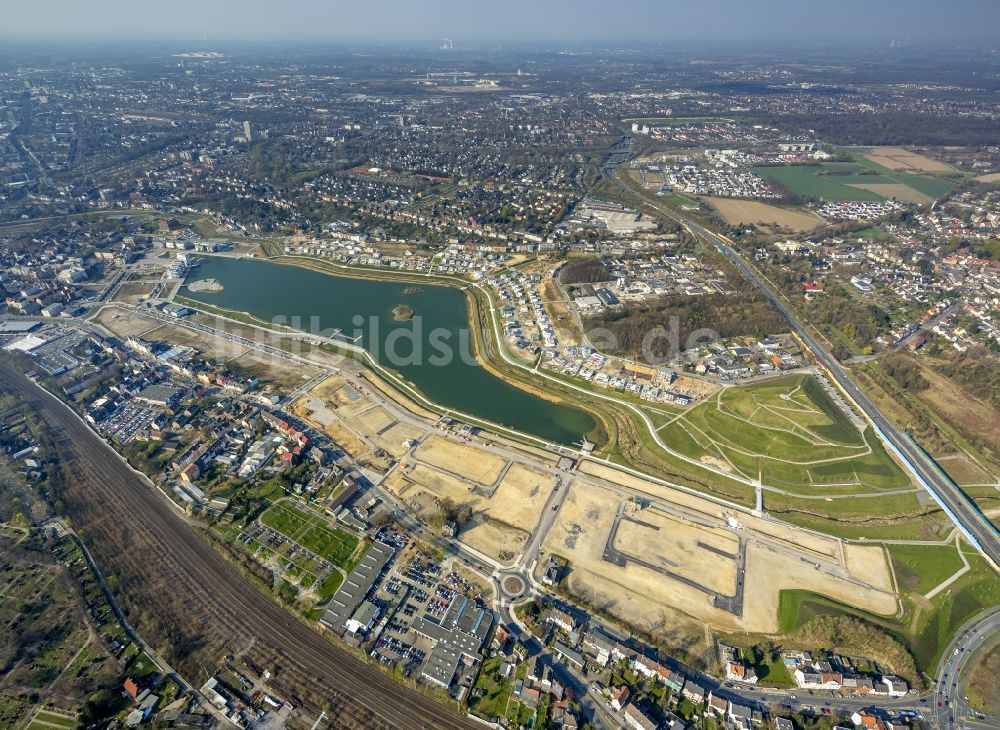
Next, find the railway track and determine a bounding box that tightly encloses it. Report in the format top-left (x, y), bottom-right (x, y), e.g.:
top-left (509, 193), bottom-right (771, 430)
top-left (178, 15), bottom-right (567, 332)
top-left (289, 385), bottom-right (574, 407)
top-left (0, 363), bottom-right (476, 730)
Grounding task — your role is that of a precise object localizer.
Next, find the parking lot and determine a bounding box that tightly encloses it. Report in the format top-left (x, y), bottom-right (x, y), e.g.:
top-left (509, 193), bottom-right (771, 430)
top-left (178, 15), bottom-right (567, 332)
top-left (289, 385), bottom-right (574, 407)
top-left (366, 542), bottom-right (487, 679)
top-left (97, 401), bottom-right (161, 443)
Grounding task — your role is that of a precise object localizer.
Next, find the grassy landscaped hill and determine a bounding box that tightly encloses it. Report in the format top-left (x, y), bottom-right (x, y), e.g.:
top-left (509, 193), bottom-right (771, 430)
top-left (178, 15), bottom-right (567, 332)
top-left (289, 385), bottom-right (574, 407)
top-left (658, 373), bottom-right (910, 493)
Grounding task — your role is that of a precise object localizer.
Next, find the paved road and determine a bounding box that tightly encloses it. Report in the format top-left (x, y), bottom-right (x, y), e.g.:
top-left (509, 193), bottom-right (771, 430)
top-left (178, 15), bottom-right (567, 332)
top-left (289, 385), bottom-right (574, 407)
top-left (934, 609), bottom-right (1000, 729)
top-left (633, 194), bottom-right (1000, 569)
top-left (892, 300), bottom-right (964, 352)
top-left (0, 364), bottom-right (478, 730)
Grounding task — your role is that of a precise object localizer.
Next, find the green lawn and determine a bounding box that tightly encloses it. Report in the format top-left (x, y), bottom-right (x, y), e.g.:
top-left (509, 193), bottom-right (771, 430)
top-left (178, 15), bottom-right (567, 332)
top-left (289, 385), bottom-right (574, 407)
top-left (766, 488), bottom-right (927, 523)
top-left (965, 640), bottom-right (1000, 714)
top-left (775, 504), bottom-right (950, 541)
top-left (857, 226), bottom-right (893, 241)
top-left (33, 710), bottom-right (78, 728)
top-left (621, 411), bottom-right (757, 507)
top-left (657, 193), bottom-right (700, 208)
top-left (757, 658), bottom-right (795, 688)
top-left (128, 652), bottom-right (159, 679)
top-left (470, 656), bottom-right (514, 721)
top-left (507, 702), bottom-right (534, 726)
top-left (887, 543), bottom-right (966, 595)
top-left (314, 571), bottom-right (345, 602)
top-left (173, 294), bottom-right (283, 330)
top-left (912, 550), bottom-right (1000, 671)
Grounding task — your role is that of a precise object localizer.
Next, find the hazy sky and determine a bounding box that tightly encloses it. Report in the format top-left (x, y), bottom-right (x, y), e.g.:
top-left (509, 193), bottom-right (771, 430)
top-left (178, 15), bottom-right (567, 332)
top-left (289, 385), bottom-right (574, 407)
top-left (3, 0), bottom-right (999, 45)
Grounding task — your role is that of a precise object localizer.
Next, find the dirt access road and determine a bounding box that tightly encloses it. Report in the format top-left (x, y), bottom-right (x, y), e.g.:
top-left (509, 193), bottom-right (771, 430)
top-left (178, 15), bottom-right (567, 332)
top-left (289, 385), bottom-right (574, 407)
top-left (0, 363), bottom-right (476, 730)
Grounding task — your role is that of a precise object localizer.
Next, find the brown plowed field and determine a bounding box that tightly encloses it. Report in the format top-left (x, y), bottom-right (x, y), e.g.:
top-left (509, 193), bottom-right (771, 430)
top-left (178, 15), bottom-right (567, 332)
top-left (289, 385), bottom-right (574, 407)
top-left (0, 364), bottom-right (474, 730)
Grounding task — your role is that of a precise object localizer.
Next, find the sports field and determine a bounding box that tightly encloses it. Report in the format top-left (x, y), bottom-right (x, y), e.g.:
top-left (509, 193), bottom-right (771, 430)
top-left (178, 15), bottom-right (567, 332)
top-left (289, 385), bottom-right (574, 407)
top-left (659, 374), bottom-right (911, 492)
top-left (261, 502), bottom-right (359, 567)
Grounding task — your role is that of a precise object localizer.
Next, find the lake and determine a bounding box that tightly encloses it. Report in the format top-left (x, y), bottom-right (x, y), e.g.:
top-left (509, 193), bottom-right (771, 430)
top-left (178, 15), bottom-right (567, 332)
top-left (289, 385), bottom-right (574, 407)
top-left (182, 256), bottom-right (598, 445)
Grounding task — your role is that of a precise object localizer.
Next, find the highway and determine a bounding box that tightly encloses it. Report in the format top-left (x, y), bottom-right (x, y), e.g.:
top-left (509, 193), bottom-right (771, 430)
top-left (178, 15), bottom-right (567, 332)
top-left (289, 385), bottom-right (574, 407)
top-left (0, 363), bottom-right (479, 730)
top-left (631, 190), bottom-right (1000, 570)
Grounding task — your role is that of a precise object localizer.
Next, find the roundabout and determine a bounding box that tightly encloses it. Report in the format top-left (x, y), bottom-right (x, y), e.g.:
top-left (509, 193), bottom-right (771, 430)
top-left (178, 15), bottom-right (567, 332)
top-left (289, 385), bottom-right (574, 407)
top-left (499, 573), bottom-right (527, 600)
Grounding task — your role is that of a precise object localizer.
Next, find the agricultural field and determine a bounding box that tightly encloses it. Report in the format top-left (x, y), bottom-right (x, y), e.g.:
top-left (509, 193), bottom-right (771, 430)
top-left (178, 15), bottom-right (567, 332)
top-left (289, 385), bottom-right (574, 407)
top-left (260, 501), bottom-right (359, 567)
top-left (754, 163), bottom-right (886, 200)
top-left (705, 197), bottom-right (824, 232)
top-left (847, 183), bottom-right (931, 204)
top-left (659, 374), bottom-right (910, 492)
top-left (754, 160), bottom-right (955, 202)
top-left (864, 146), bottom-right (953, 173)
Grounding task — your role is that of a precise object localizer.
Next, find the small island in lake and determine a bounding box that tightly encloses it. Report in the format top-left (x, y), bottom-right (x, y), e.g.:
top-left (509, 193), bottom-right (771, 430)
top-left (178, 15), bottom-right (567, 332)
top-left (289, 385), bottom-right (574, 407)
top-left (392, 304), bottom-right (415, 321)
top-left (187, 278), bottom-right (224, 292)
top-left (402, 286), bottom-right (423, 295)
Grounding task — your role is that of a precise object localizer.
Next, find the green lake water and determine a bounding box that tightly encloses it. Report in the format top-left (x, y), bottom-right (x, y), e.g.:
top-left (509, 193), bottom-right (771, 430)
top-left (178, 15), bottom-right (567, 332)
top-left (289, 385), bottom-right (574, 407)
top-left (182, 256), bottom-right (597, 445)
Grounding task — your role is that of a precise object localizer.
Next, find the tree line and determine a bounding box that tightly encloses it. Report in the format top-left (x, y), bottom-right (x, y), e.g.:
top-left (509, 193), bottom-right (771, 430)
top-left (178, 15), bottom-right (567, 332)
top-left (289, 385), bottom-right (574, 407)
top-left (586, 289), bottom-right (788, 361)
top-left (560, 256), bottom-right (609, 284)
top-left (764, 112), bottom-right (1000, 147)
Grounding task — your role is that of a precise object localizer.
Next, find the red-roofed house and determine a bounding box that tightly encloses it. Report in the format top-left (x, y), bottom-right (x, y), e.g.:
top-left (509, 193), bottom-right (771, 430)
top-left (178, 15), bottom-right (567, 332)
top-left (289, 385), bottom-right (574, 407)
top-left (124, 677), bottom-right (140, 700)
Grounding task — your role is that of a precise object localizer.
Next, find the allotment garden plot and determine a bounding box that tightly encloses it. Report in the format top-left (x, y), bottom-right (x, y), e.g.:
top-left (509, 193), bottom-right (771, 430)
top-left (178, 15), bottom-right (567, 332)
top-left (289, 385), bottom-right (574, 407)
top-left (658, 374), bottom-right (910, 492)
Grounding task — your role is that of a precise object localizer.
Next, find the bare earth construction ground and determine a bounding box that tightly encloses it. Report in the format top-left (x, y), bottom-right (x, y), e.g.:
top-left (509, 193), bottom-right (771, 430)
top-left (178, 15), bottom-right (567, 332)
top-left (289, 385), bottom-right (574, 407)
top-left (413, 435), bottom-right (506, 485)
top-left (387, 435), bottom-right (561, 563)
top-left (140, 321), bottom-right (910, 638)
top-left (544, 477), bottom-right (897, 636)
top-left (104, 311), bottom-right (905, 647)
